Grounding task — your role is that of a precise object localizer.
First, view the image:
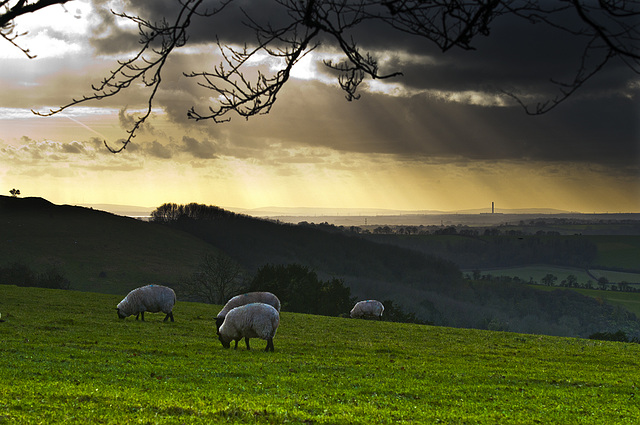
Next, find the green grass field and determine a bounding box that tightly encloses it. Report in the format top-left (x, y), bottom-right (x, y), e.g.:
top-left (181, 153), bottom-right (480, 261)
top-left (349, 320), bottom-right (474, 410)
top-left (1, 286), bottom-right (639, 424)
top-left (465, 265), bottom-right (640, 315)
top-left (469, 265), bottom-right (640, 285)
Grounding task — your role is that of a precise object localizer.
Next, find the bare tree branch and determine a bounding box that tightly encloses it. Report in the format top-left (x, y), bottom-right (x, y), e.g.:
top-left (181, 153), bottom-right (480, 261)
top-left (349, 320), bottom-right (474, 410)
top-left (21, 0), bottom-right (640, 151)
top-left (1, 0), bottom-right (72, 58)
top-left (32, 0), bottom-right (224, 152)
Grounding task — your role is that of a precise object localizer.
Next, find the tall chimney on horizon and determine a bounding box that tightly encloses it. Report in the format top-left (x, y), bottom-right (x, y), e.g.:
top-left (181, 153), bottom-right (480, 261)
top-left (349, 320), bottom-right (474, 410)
top-left (492, 202), bottom-right (494, 214)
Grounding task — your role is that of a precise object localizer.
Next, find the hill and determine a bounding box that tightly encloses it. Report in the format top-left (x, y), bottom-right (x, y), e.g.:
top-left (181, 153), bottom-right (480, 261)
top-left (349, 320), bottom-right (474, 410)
top-left (2, 196), bottom-right (640, 338)
top-left (1, 286), bottom-right (640, 424)
top-left (0, 196), bottom-right (220, 294)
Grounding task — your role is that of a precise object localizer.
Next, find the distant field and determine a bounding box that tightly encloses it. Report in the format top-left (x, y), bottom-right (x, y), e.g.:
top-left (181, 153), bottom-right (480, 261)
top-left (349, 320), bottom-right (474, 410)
top-left (467, 265), bottom-right (640, 285)
top-left (465, 265), bottom-right (640, 316)
top-left (531, 286), bottom-right (640, 317)
top-left (1, 286), bottom-right (639, 424)
top-left (590, 235), bottom-right (640, 270)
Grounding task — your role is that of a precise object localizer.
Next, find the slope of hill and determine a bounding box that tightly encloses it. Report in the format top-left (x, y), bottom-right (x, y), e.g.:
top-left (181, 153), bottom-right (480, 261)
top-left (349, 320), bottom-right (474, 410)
top-left (0, 196), bottom-right (220, 294)
top-left (1, 286), bottom-right (639, 424)
top-left (2, 196), bottom-right (639, 338)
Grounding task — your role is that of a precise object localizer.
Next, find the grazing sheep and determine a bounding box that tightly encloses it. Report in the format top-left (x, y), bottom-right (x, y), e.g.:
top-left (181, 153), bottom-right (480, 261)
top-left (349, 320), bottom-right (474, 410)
top-left (217, 303), bottom-right (280, 352)
top-left (350, 300), bottom-right (384, 320)
top-left (117, 284), bottom-right (176, 322)
top-left (216, 291), bottom-right (281, 331)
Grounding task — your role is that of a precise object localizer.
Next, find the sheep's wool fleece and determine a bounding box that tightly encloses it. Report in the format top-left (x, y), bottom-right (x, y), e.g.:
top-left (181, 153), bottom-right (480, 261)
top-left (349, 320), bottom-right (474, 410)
top-left (217, 292), bottom-right (281, 320)
top-left (350, 300), bottom-right (384, 318)
top-left (219, 303), bottom-right (280, 341)
top-left (117, 285), bottom-right (176, 317)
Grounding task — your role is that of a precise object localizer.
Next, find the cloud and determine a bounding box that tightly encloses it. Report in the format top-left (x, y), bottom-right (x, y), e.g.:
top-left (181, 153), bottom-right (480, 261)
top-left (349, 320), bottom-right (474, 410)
top-left (181, 135), bottom-right (217, 159)
top-left (0, 136), bottom-right (144, 172)
top-left (145, 140), bottom-right (173, 159)
top-left (2, 1), bottom-right (637, 184)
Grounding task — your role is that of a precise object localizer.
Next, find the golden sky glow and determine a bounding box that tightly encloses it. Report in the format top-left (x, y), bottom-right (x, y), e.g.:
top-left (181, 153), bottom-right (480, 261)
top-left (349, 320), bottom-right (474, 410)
top-left (1, 1), bottom-right (638, 213)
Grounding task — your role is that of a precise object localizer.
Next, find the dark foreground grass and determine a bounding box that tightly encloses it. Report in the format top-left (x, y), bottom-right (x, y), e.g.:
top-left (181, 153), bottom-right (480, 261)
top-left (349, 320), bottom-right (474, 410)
top-left (1, 285), bottom-right (639, 424)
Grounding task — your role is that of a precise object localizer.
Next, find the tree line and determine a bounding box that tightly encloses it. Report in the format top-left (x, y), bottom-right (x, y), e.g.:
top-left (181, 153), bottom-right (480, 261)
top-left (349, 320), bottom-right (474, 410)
top-left (469, 272), bottom-right (639, 292)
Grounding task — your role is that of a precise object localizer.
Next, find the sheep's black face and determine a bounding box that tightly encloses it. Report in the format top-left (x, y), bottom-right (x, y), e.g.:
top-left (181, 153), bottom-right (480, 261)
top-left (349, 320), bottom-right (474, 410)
top-left (117, 308), bottom-right (126, 319)
top-left (218, 334), bottom-right (231, 349)
top-left (215, 317), bottom-right (224, 331)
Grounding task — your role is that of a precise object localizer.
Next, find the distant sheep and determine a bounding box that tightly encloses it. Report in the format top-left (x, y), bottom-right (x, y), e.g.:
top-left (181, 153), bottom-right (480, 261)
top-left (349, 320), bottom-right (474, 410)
top-left (117, 284), bottom-right (176, 322)
top-left (350, 300), bottom-right (384, 320)
top-left (216, 291), bottom-right (281, 331)
top-left (217, 302), bottom-right (280, 351)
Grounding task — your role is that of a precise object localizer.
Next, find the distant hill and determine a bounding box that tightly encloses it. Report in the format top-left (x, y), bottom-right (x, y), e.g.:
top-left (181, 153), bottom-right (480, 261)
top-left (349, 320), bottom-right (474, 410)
top-left (2, 196), bottom-right (639, 338)
top-left (81, 203), bottom-right (155, 218)
top-left (231, 206), bottom-right (575, 216)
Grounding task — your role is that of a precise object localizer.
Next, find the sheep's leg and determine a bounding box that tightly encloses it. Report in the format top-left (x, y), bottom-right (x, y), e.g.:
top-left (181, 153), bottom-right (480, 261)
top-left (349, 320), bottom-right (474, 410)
top-left (233, 340), bottom-right (239, 350)
top-left (135, 313), bottom-right (140, 320)
top-left (245, 337), bottom-right (251, 350)
top-left (140, 312), bottom-right (145, 321)
top-left (265, 338), bottom-right (274, 352)
top-left (163, 312), bottom-right (174, 322)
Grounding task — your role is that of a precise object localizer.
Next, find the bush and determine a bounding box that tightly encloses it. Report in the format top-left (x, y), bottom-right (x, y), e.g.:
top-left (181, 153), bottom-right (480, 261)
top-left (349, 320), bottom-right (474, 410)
top-left (0, 262), bottom-right (70, 290)
top-left (588, 330), bottom-right (630, 342)
top-left (248, 263), bottom-right (355, 316)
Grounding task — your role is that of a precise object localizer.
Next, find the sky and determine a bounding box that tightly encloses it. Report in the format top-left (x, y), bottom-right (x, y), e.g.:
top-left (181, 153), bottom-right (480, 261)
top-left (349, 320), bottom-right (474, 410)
top-left (1, 0), bottom-right (638, 213)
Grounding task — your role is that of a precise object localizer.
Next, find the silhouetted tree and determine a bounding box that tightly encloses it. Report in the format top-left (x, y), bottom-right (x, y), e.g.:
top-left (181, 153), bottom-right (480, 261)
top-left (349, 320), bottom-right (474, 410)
top-left (542, 273), bottom-right (557, 287)
top-left (598, 276), bottom-right (610, 290)
top-left (248, 263), bottom-right (354, 316)
top-left (9, 188), bottom-right (20, 197)
top-left (565, 274), bottom-right (578, 288)
top-left (180, 252), bottom-right (245, 304)
top-left (150, 203), bottom-right (182, 223)
top-left (151, 202), bottom-right (236, 223)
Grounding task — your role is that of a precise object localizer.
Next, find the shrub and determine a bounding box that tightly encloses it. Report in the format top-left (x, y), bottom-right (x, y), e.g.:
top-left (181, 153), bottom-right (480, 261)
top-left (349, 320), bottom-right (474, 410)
top-left (0, 262), bottom-right (70, 290)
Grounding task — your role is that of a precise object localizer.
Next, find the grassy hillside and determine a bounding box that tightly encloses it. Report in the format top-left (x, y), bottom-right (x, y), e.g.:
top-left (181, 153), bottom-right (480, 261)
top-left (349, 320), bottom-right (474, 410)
top-left (1, 286), bottom-right (639, 424)
top-left (3, 197), bottom-right (640, 337)
top-left (532, 285), bottom-right (640, 317)
top-left (0, 196), bottom-right (219, 294)
top-left (592, 235), bottom-right (640, 270)
top-left (367, 233), bottom-right (640, 272)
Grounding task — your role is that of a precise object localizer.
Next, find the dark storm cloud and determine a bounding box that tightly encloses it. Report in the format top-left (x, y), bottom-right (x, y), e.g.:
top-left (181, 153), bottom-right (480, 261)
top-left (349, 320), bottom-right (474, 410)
top-left (98, 0), bottom-right (638, 101)
top-left (217, 79), bottom-right (638, 169)
top-left (88, 1), bottom-right (637, 170)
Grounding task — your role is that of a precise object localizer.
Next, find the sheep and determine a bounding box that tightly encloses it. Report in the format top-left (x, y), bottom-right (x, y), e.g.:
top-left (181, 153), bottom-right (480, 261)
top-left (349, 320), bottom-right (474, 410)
top-left (350, 300), bottom-right (384, 320)
top-left (217, 302), bottom-right (280, 352)
top-left (117, 284), bottom-right (176, 322)
top-left (216, 291), bottom-right (281, 331)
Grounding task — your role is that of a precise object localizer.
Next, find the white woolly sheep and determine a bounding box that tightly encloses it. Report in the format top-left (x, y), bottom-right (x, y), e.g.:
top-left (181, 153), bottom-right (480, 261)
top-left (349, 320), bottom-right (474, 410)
top-left (117, 284), bottom-right (176, 322)
top-left (350, 300), bottom-right (384, 320)
top-left (217, 302), bottom-right (280, 352)
top-left (216, 291), bottom-right (281, 331)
